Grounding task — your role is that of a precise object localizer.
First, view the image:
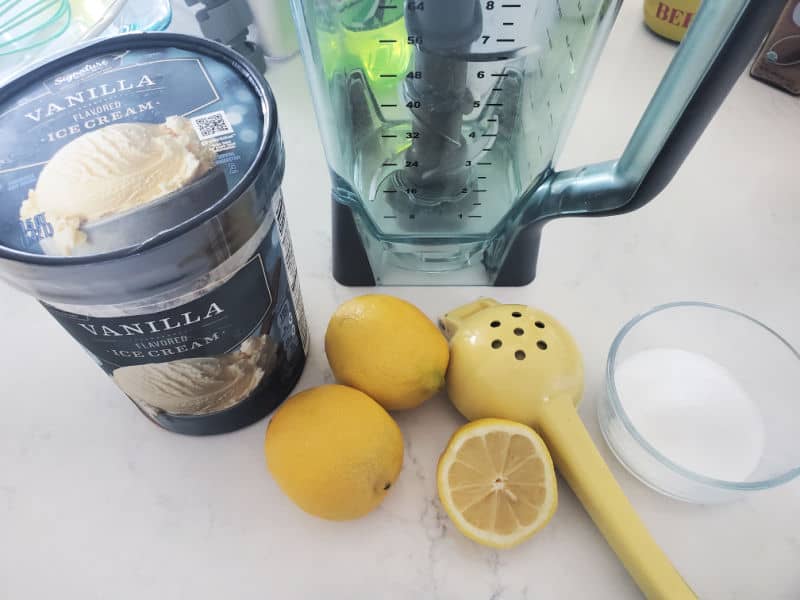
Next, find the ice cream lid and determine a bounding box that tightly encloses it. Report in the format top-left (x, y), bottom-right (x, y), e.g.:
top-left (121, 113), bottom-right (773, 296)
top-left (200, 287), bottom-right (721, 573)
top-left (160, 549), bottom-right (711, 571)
top-left (0, 34), bottom-right (275, 261)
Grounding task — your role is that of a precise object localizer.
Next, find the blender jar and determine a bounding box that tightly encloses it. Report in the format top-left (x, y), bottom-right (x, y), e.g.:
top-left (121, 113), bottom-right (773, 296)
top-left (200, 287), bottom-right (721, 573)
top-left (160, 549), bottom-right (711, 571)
top-left (289, 0), bottom-right (785, 285)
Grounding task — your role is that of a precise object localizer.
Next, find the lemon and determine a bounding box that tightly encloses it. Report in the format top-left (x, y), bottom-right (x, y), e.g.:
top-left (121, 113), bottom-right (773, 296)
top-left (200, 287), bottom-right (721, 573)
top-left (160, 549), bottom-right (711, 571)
top-left (325, 294), bottom-right (449, 411)
top-left (265, 384), bottom-right (404, 521)
top-left (437, 418), bottom-right (558, 549)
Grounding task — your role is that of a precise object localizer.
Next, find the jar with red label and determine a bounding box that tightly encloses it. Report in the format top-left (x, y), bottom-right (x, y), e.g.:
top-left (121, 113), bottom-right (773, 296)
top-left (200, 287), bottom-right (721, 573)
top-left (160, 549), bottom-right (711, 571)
top-left (644, 0), bottom-right (702, 42)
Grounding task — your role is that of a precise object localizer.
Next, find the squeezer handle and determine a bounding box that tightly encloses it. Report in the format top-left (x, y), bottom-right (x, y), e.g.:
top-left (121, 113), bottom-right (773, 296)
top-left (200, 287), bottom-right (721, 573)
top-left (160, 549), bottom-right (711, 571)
top-left (540, 401), bottom-right (696, 600)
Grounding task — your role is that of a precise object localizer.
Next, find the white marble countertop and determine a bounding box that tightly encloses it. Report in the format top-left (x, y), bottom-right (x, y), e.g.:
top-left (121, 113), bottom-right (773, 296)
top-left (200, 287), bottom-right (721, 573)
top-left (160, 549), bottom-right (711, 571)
top-left (2, 2), bottom-right (799, 599)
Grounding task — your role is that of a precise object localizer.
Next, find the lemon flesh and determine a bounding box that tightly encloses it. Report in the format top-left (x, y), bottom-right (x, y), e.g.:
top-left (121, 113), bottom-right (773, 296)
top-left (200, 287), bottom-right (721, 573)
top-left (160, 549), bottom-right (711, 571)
top-left (437, 418), bottom-right (558, 549)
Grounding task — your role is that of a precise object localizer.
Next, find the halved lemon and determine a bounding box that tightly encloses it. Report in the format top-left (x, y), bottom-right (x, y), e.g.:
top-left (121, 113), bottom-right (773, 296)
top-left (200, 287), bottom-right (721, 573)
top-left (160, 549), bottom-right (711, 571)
top-left (437, 418), bottom-right (558, 549)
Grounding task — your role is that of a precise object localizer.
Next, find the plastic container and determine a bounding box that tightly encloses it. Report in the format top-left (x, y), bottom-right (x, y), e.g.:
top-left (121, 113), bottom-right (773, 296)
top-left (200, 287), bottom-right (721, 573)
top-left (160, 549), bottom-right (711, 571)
top-left (107, 0), bottom-right (172, 34)
top-left (0, 0), bottom-right (173, 85)
top-left (0, 33), bottom-right (308, 435)
top-left (599, 302), bottom-right (800, 503)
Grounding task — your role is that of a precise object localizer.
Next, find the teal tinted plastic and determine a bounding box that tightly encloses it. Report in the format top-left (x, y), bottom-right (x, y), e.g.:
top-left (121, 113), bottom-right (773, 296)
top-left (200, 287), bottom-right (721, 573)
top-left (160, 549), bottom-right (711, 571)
top-left (290, 0), bottom-right (618, 240)
top-left (529, 0), bottom-right (766, 221)
top-left (0, 0), bottom-right (71, 56)
top-left (290, 0), bottom-right (774, 284)
top-left (108, 0), bottom-right (172, 34)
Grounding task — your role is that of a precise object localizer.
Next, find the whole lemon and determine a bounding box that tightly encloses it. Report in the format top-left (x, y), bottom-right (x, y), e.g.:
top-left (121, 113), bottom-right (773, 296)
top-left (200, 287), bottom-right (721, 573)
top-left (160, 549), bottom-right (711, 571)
top-left (265, 384), bottom-right (404, 521)
top-left (325, 295), bottom-right (449, 411)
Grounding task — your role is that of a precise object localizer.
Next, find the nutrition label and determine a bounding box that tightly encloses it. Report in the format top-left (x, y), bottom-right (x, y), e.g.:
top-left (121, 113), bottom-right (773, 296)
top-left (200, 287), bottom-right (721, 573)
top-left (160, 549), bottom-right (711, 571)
top-left (274, 191), bottom-right (309, 354)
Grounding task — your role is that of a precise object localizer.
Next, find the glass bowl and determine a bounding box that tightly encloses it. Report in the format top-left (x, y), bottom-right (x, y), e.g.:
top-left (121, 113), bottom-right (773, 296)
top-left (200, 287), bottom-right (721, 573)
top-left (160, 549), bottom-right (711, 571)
top-left (599, 302), bottom-right (800, 504)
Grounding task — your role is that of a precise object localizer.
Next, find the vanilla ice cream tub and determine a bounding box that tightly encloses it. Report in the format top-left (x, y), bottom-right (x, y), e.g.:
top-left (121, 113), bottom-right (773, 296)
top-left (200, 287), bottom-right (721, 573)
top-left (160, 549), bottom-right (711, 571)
top-left (0, 34), bottom-right (308, 435)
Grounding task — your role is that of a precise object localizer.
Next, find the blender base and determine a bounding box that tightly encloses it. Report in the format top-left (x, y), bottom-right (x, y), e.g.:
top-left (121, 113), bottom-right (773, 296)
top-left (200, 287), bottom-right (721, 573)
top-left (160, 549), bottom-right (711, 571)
top-left (332, 197), bottom-right (544, 287)
top-left (493, 222), bottom-right (543, 287)
top-left (332, 198), bottom-right (376, 286)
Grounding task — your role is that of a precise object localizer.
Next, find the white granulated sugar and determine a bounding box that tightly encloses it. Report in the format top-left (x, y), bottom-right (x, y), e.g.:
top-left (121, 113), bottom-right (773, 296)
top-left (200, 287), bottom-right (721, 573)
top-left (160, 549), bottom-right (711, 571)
top-left (614, 348), bottom-right (765, 482)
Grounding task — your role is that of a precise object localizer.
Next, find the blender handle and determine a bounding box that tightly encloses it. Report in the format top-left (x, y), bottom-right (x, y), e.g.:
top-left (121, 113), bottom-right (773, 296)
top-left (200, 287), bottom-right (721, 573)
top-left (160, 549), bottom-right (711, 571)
top-left (535, 0), bottom-right (785, 219)
top-left (539, 401), bottom-right (697, 600)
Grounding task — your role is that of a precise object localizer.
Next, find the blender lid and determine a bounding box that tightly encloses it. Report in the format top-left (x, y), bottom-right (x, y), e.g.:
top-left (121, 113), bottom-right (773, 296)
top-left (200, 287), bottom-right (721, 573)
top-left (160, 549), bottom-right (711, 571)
top-left (0, 33), bottom-right (277, 264)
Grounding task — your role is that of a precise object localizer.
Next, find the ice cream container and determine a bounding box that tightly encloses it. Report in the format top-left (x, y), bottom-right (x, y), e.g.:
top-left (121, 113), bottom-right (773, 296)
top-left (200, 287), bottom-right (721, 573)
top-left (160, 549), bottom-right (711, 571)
top-left (0, 33), bottom-right (309, 435)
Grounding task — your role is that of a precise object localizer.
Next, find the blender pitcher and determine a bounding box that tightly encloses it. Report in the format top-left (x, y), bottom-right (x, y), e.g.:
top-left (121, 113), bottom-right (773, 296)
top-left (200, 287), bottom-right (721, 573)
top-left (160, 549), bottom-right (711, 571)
top-left (288, 0), bottom-right (783, 286)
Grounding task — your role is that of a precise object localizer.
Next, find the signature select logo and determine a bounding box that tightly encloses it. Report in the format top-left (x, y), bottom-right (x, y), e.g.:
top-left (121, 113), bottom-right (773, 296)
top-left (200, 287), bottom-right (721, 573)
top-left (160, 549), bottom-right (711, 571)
top-left (53, 59), bottom-right (110, 86)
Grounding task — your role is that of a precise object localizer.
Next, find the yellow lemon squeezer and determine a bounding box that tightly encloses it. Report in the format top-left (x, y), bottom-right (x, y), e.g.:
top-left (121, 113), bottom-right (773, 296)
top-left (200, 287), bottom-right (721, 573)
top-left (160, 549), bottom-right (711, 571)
top-left (441, 299), bottom-right (696, 600)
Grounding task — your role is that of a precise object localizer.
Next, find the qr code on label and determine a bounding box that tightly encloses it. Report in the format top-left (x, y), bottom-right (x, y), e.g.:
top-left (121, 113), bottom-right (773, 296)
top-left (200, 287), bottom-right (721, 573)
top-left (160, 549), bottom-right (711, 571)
top-left (190, 110), bottom-right (234, 140)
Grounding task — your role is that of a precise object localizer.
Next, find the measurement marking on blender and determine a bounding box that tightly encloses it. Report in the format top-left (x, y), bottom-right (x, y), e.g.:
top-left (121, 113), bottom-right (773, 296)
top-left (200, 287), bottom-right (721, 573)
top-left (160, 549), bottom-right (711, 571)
top-left (379, 39), bottom-right (397, 44)
top-left (496, 39), bottom-right (515, 43)
top-left (380, 74), bottom-right (397, 78)
top-left (377, 3), bottom-right (397, 7)
top-left (477, 162), bottom-right (492, 165)
top-left (473, 202), bottom-right (482, 206)
top-left (383, 215), bottom-right (397, 219)
top-left (381, 134), bottom-right (397, 138)
top-left (502, 22), bottom-right (514, 26)
top-left (491, 73), bottom-right (509, 77)
top-left (486, 103), bottom-right (503, 107)
top-left (382, 162), bottom-right (398, 166)
top-left (468, 215), bottom-right (482, 218)
top-left (474, 189), bottom-right (488, 193)
top-left (482, 133), bottom-right (498, 137)
top-left (383, 190), bottom-right (397, 193)
top-left (501, 3), bottom-right (521, 6)
top-left (380, 103), bottom-right (398, 107)
top-left (477, 176), bottom-right (487, 179)
top-left (492, 88), bottom-right (503, 91)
